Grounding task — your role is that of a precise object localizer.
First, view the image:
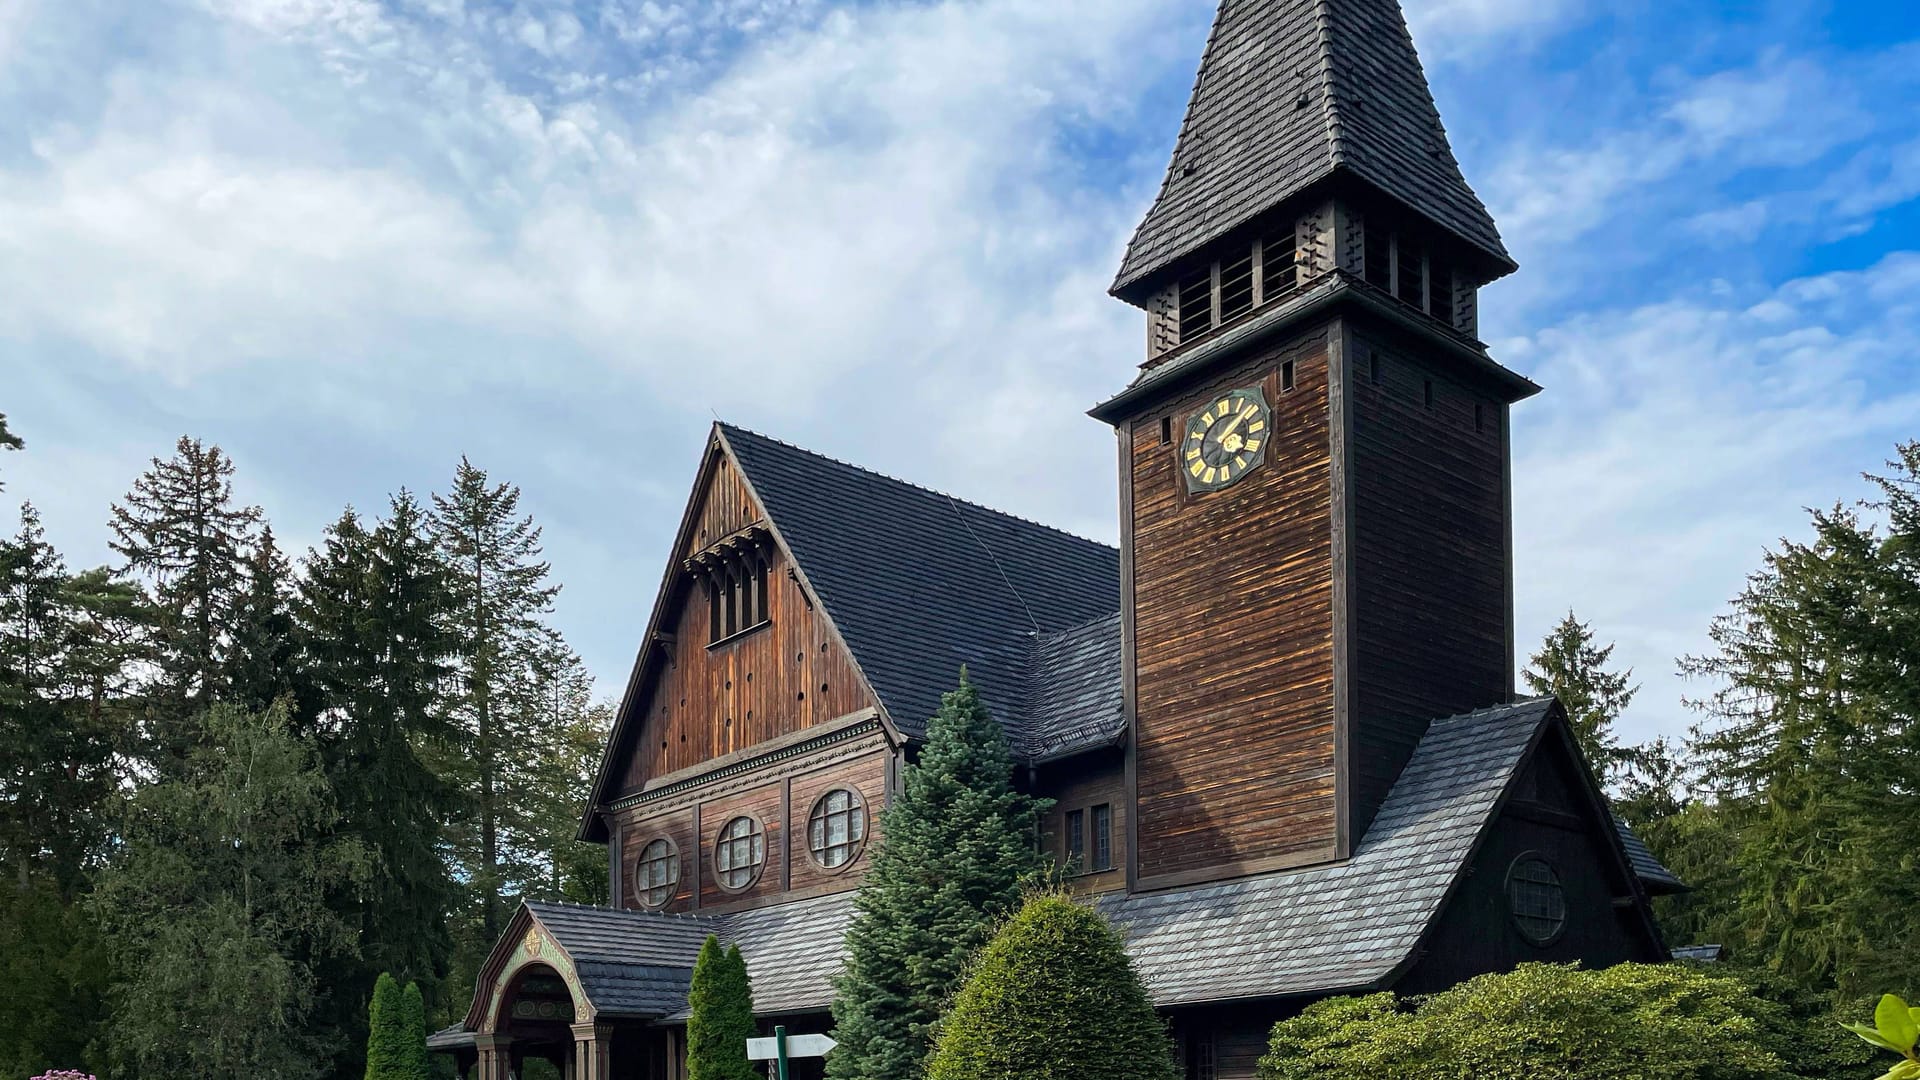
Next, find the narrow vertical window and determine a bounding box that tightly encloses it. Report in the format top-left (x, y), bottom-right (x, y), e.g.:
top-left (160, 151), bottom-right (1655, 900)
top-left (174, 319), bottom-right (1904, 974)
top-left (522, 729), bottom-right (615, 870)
top-left (1364, 224), bottom-right (1392, 291)
top-left (1396, 234), bottom-right (1427, 308)
top-left (1217, 248), bottom-right (1255, 323)
top-left (1369, 351), bottom-right (1382, 385)
top-left (1065, 809), bottom-right (1084, 872)
top-left (1091, 804), bottom-right (1113, 872)
top-left (1475, 403), bottom-right (1485, 433)
top-left (754, 558), bottom-right (770, 624)
top-left (1261, 229), bottom-right (1297, 298)
top-left (1187, 1028), bottom-right (1217, 1080)
top-left (1426, 253), bottom-right (1454, 319)
top-left (1177, 265), bottom-right (1213, 341)
top-left (1282, 359), bottom-right (1296, 392)
top-left (1160, 416), bottom-right (1173, 445)
top-left (708, 581), bottom-right (722, 643)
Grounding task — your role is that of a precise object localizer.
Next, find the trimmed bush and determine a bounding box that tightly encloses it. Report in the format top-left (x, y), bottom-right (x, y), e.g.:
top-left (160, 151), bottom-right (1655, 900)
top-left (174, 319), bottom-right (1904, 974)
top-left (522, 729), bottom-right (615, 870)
top-left (1258, 962), bottom-right (1798, 1080)
top-left (401, 980), bottom-right (431, 1080)
top-left (687, 937), bottom-right (758, 1080)
top-left (926, 894), bottom-right (1176, 1080)
top-left (364, 972), bottom-right (408, 1080)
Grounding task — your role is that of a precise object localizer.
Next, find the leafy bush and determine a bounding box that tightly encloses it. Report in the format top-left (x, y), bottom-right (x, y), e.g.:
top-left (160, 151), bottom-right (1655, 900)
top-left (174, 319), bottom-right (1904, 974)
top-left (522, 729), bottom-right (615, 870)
top-left (1842, 994), bottom-right (1920, 1080)
top-left (365, 972), bottom-right (408, 1080)
top-left (1258, 963), bottom-right (1796, 1080)
top-left (925, 894), bottom-right (1175, 1080)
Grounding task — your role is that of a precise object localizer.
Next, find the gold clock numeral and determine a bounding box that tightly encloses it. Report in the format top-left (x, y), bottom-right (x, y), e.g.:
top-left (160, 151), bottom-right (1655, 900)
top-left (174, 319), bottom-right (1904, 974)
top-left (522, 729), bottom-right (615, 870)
top-left (1185, 447), bottom-right (1201, 461)
top-left (1243, 439), bottom-right (1261, 452)
top-left (1236, 454), bottom-right (1250, 469)
top-left (1189, 460), bottom-right (1205, 478)
top-left (1202, 466), bottom-right (1218, 484)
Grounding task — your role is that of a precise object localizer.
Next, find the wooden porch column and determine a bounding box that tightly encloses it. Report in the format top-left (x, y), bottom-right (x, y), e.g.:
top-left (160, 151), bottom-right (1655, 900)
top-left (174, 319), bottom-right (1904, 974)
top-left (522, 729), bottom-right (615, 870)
top-left (571, 1021), bottom-right (614, 1080)
top-left (474, 1034), bottom-right (513, 1080)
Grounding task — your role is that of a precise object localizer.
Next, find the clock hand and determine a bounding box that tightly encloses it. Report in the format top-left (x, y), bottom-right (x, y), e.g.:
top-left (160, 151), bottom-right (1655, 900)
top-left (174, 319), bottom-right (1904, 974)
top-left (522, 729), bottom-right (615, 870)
top-left (1217, 407), bottom-right (1252, 440)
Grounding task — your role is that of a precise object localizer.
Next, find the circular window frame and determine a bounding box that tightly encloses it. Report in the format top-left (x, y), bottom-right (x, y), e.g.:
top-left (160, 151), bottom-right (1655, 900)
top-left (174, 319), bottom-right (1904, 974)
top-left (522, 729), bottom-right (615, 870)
top-left (1505, 851), bottom-right (1569, 947)
top-left (632, 836), bottom-right (680, 911)
top-left (712, 814), bottom-right (768, 894)
top-left (806, 788), bottom-right (869, 873)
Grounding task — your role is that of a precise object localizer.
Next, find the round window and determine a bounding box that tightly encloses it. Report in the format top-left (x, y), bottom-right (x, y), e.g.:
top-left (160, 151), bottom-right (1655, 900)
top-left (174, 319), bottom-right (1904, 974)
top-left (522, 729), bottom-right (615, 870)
top-left (714, 815), bottom-right (767, 892)
top-left (807, 788), bottom-right (868, 870)
top-left (1506, 854), bottom-right (1567, 945)
top-left (633, 837), bottom-right (679, 910)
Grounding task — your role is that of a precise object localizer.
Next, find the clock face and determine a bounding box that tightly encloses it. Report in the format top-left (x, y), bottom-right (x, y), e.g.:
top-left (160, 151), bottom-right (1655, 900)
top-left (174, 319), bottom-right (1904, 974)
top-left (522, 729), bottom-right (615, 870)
top-left (1181, 388), bottom-right (1270, 492)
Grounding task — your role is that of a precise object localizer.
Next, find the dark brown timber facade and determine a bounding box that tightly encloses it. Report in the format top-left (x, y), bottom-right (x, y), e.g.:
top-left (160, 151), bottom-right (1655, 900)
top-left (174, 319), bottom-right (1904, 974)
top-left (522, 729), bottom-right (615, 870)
top-left (437, 2), bottom-right (1681, 1077)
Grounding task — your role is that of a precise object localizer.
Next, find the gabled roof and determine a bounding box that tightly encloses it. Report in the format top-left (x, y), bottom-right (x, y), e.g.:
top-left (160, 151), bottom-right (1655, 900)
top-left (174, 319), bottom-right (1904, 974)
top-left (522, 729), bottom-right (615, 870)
top-left (1613, 814), bottom-right (1686, 895)
top-left (1111, 0), bottom-right (1513, 298)
top-left (1096, 697), bottom-right (1554, 1003)
top-left (720, 424), bottom-right (1121, 741)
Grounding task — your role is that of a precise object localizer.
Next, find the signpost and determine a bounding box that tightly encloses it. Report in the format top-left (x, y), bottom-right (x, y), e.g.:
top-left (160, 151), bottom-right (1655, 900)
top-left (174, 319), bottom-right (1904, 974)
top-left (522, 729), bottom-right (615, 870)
top-left (746, 1026), bottom-right (836, 1080)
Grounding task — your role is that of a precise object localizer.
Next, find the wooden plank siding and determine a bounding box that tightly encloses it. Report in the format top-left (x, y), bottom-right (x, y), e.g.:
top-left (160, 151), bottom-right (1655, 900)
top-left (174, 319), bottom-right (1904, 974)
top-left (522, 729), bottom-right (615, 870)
top-left (618, 453), bottom-right (875, 792)
top-left (614, 728), bottom-right (890, 915)
top-left (1346, 325), bottom-right (1511, 841)
top-left (1036, 749), bottom-right (1128, 895)
top-left (1125, 324), bottom-right (1339, 886)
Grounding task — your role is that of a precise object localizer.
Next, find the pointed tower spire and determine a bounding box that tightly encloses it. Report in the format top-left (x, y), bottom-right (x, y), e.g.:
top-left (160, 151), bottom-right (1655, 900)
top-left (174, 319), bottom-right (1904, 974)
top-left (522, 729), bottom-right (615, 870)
top-left (1112, 0), bottom-right (1512, 303)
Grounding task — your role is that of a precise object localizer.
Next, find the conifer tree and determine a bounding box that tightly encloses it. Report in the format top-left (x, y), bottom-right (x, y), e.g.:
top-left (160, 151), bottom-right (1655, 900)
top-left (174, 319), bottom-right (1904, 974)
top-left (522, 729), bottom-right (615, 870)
top-left (927, 894), bottom-right (1176, 1080)
top-left (365, 973), bottom-right (407, 1080)
top-left (224, 525), bottom-right (304, 717)
top-left (297, 497), bottom-right (459, 1068)
top-left (431, 458), bottom-right (568, 941)
top-left (401, 980), bottom-right (431, 1080)
top-left (108, 436), bottom-right (262, 757)
top-left (827, 673), bottom-right (1049, 1080)
top-left (94, 700), bottom-right (366, 1080)
top-left (1523, 610), bottom-right (1638, 783)
top-left (0, 411), bottom-right (21, 489)
top-left (687, 937), bottom-right (758, 1080)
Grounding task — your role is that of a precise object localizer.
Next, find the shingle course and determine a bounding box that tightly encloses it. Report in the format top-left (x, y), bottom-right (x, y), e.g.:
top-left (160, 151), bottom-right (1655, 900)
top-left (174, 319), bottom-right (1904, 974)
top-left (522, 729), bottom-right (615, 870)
top-left (1112, 0), bottom-right (1512, 296)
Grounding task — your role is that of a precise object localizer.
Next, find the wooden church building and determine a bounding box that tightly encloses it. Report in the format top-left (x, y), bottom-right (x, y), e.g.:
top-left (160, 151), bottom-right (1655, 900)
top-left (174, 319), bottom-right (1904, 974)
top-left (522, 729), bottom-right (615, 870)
top-left (435, 0), bottom-right (1683, 1075)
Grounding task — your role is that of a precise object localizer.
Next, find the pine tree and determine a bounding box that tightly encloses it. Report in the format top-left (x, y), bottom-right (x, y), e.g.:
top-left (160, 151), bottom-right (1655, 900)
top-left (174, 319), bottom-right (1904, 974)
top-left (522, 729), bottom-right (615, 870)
top-left (0, 411), bottom-right (21, 490)
top-left (1523, 611), bottom-right (1638, 783)
top-left (297, 497), bottom-right (459, 1072)
top-left (687, 937), bottom-right (758, 1080)
top-left (1682, 449), bottom-right (1920, 998)
top-left (94, 700), bottom-right (367, 1080)
top-left (827, 672), bottom-right (1049, 1080)
top-left (108, 435), bottom-right (262, 757)
top-left (224, 525), bottom-right (304, 717)
top-left (927, 894), bottom-right (1176, 1080)
top-left (431, 458), bottom-right (568, 942)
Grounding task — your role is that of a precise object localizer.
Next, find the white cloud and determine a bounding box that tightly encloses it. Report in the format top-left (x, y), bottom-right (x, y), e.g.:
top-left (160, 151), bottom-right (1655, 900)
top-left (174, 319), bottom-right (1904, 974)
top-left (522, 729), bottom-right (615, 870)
top-left (1508, 251), bottom-right (1920, 744)
top-left (1405, 0), bottom-right (1582, 61)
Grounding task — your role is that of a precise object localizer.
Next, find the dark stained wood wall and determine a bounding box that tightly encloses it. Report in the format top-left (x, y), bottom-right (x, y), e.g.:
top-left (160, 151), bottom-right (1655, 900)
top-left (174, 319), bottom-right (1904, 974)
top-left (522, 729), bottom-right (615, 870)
top-left (1126, 325), bottom-right (1338, 886)
top-left (1347, 324), bottom-right (1511, 841)
top-left (1036, 750), bottom-right (1128, 895)
top-left (617, 451), bottom-right (875, 793)
top-left (615, 731), bottom-right (890, 914)
top-left (1398, 733), bottom-right (1664, 994)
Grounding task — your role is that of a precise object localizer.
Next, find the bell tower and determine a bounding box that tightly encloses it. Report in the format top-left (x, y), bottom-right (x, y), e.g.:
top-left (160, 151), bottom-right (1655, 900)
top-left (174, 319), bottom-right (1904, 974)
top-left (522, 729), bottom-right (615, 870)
top-left (1094, 0), bottom-right (1541, 890)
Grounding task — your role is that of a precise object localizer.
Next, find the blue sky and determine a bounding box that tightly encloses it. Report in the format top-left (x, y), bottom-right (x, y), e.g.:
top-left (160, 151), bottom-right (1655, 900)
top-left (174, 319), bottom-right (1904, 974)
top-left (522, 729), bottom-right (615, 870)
top-left (3, 0), bottom-right (1917, 746)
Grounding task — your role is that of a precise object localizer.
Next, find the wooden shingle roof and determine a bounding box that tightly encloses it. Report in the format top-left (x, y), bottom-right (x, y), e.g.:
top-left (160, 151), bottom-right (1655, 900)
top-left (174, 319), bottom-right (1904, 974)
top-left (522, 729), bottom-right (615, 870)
top-left (1111, 0), bottom-right (1513, 298)
top-left (720, 424), bottom-right (1121, 745)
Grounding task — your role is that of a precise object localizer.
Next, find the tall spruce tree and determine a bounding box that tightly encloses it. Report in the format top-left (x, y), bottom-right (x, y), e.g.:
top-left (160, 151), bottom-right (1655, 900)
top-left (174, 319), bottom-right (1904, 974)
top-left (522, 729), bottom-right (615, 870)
top-left (94, 700), bottom-right (368, 1080)
top-left (827, 673), bottom-right (1049, 1080)
top-left (108, 435), bottom-right (262, 759)
top-left (0, 411), bottom-right (21, 489)
top-left (298, 496), bottom-right (460, 1073)
top-left (1682, 442), bottom-right (1920, 998)
top-left (687, 937), bottom-right (758, 1080)
top-left (1523, 611), bottom-right (1638, 784)
top-left (225, 525), bottom-right (305, 717)
top-left (431, 458), bottom-right (567, 943)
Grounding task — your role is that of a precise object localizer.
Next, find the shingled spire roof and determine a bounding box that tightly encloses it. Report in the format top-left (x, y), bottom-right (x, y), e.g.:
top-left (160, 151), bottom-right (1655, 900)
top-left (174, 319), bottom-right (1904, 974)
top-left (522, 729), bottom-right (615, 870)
top-left (1111, 0), bottom-right (1514, 298)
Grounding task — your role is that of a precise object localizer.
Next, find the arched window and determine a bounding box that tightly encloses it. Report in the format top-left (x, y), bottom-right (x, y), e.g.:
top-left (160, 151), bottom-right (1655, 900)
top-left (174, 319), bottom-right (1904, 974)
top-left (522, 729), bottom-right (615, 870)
top-left (1507, 854), bottom-right (1567, 945)
top-left (807, 788), bottom-right (867, 870)
top-left (633, 837), bottom-right (679, 910)
top-left (714, 815), bottom-right (766, 891)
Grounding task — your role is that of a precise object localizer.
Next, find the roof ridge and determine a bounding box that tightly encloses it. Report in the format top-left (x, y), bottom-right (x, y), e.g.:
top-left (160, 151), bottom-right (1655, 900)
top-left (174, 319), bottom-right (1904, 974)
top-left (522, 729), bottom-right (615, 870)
top-left (1038, 609), bottom-right (1124, 640)
top-left (1425, 696), bottom-right (1553, 729)
top-left (717, 422), bottom-right (1119, 553)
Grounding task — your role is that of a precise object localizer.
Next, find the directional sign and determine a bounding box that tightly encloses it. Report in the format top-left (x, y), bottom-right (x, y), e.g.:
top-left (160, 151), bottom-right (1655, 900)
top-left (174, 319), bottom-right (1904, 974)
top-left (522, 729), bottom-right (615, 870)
top-left (746, 1032), bottom-right (836, 1060)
